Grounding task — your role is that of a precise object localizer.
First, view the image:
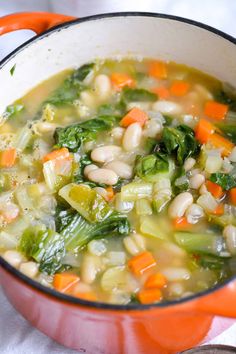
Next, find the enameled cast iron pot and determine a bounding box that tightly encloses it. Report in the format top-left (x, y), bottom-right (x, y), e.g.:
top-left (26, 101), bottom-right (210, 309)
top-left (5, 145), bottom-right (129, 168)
top-left (0, 12), bottom-right (236, 354)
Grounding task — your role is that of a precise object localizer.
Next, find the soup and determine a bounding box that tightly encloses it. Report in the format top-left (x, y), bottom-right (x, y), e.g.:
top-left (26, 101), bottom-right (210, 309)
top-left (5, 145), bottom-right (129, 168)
top-left (1, 58), bottom-right (236, 305)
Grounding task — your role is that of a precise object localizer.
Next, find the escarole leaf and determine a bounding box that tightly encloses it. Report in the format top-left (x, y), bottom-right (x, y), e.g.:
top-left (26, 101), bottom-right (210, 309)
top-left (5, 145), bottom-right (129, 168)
top-left (56, 208), bottom-right (130, 252)
top-left (135, 153), bottom-right (173, 182)
top-left (209, 173), bottom-right (236, 191)
top-left (214, 88), bottom-right (236, 112)
top-left (54, 115), bottom-right (119, 152)
top-left (3, 103), bottom-right (24, 120)
top-left (122, 87), bottom-right (157, 102)
top-left (161, 124), bottom-right (199, 165)
top-left (19, 227), bottom-right (66, 275)
top-left (45, 63), bottom-right (95, 106)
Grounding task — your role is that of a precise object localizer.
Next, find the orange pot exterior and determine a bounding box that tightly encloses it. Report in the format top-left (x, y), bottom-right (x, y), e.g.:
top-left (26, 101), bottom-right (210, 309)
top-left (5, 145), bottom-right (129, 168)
top-left (0, 266), bottom-right (214, 354)
top-left (1, 11), bottom-right (236, 353)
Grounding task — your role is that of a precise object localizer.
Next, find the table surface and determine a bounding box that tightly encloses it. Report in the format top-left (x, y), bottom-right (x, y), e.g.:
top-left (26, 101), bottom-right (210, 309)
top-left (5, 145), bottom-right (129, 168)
top-left (0, 1), bottom-right (236, 353)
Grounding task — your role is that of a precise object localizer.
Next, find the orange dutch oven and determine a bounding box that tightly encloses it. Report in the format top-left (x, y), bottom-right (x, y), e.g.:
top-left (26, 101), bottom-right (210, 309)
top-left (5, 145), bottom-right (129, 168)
top-left (0, 12), bottom-right (236, 354)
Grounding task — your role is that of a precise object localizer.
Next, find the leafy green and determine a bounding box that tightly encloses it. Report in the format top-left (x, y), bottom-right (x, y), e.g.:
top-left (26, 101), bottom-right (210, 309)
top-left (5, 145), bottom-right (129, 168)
top-left (214, 89), bottom-right (236, 112)
top-left (54, 115), bottom-right (119, 152)
top-left (122, 87), bottom-right (157, 103)
top-left (198, 254), bottom-right (229, 270)
top-left (45, 63), bottom-right (94, 106)
top-left (19, 227), bottom-right (66, 275)
top-left (135, 153), bottom-right (170, 182)
top-left (10, 64), bottom-right (16, 76)
top-left (209, 172), bottom-right (236, 191)
top-left (173, 168), bottom-right (189, 194)
top-left (215, 123), bottom-right (236, 143)
top-left (4, 103), bottom-right (24, 119)
top-left (56, 207), bottom-right (130, 251)
top-left (161, 124), bottom-right (199, 165)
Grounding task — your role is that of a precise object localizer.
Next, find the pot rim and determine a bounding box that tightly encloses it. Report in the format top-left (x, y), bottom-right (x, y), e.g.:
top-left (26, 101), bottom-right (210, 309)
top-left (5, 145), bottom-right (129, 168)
top-left (0, 11), bottom-right (236, 312)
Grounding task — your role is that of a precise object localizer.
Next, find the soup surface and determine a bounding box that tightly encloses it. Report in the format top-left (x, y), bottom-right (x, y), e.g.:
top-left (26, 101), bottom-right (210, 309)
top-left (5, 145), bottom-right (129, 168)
top-left (1, 58), bottom-right (236, 305)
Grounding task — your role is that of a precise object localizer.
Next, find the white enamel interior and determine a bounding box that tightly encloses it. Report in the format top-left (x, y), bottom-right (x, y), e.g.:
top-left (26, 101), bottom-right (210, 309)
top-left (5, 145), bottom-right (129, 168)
top-left (0, 15), bottom-right (236, 113)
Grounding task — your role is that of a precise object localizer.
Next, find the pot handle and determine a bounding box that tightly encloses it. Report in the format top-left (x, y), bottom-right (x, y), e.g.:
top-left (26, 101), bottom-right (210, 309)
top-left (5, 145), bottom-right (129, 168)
top-left (0, 12), bottom-right (76, 36)
top-left (196, 280), bottom-right (236, 317)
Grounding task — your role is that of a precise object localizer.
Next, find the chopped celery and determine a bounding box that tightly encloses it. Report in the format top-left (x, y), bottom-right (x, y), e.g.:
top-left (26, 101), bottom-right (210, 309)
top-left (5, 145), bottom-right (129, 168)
top-left (59, 183), bottom-right (112, 223)
top-left (43, 160), bottom-right (57, 191)
top-left (152, 192), bottom-right (171, 213)
top-left (15, 186), bottom-right (34, 211)
top-left (41, 104), bottom-right (55, 122)
top-left (135, 199), bottom-right (152, 216)
top-left (174, 232), bottom-right (225, 256)
top-left (121, 182), bottom-right (153, 201)
top-left (0, 231), bottom-right (18, 249)
top-left (139, 216), bottom-right (168, 239)
top-left (14, 125), bottom-right (32, 151)
top-left (115, 193), bottom-right (134, 213)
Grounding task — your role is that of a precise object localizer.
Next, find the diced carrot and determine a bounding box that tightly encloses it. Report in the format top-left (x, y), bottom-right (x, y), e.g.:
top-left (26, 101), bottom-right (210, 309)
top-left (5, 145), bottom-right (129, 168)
top-left (144, 273), bottom-right (167, 289)
top-left (205, 180), bottom-right (224, 199)
top-left (110, 73), bottom-right (135, 90)
top-left (1, 204), bottom-right (19, 224)
top-left (195, 118), bottom-right (215, 144)
top-left (0, 148), bottom-right (17, 168)
top-left (170, 80), bottom-right (190, 97)
top-left (148, 60), bottom-right (167, 79)
top-left (211, 203), bottom-right (224, 216)
top-left (73, 291), bottom-right (97, 301)
top-left (106, 186), bottom-right (115, 201)
top-left (128, 251), bottom-right (156, 276)
top-left (53, 273), bottom-right (80, 293)
top-left (173, 217), bottom-right (192, 230)
top-left (138, 288), bottom-right (162, 304)
top-left (204, 100), bottom-right (228, 120)
top-left (43, 147), bottom-right (70, 163)
top-left (229, 188), bottom-right (236, 206)
top-left (152, 86), bottom-right (170, 99)
top-left (120, 107), bottom-right (148, 128)
top-left (208, 133), bottom-right (234, 157)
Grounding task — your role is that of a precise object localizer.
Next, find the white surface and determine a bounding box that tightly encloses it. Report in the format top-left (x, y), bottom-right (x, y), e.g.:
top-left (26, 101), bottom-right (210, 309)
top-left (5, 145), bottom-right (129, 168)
top-left (0, 0), bottom-right (236, 353)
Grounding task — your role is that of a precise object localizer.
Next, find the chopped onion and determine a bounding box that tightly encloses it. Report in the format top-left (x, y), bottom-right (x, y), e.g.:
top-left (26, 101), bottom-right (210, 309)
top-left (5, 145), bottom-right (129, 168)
top-left (205, 156), bottom-right (222, 174)
top-left (197, 192), bottom-right (218, 212)
top-left (14, 125), bottom-right (32, 151)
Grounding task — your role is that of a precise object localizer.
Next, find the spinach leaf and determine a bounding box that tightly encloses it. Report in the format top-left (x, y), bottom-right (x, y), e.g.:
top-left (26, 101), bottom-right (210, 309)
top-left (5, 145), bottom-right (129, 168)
top-left (198, 254), bottom-right (229, 270)
top-left (45, 63), bottom-right (94, 106)
top-left (19, 227), bottom-right (66, 275)
top-left (214, 89), bottom-right (236, 112)
top-left (161, 124), bottom-right (199, 165)
top-left (135, 153), bottom-right (170, 182)
top-left (54, 115), bottom-right (119, 152)
top-left (122, 87), bottom-right (157, 103)
top-left (173, 168), bottom-right (189, 194)
top-left (55, 207), bottom-right (130, 251)
top-left (4, 103), bottom-right (24, 119)
top-left (209, 172), bottom-right (236, 191)
top-left (215, 123), bottom-right (236, 143)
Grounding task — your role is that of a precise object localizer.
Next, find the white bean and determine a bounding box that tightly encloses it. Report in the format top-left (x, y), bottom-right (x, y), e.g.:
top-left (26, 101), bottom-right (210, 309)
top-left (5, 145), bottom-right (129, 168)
top-left (162, 267), bottom-right (190, 281)
top-left (168, 192), bottom-right (193, 218)
top-left (88, 168), bottom-right (118, 185)
top-left (132, 233), bottom-right (146, 251)
top-left (91, 145), bottom-right (122, 163)
top-left (197, 192), bottom-right (218, 212)
top-left (81, 254), bottom-right (101, 284)
top-left (223, 225), bottom-right (236, 255)
top-left (143, 119), bottom-right (162, 138)
top-left (127, 102), bottom-right (151, 111)
top-left (19, 261), bottom-right (38, 278)
top-left (199, 183), bottom-right (208, 195)
top-left (123, 236), bottom-right (140, 255)
top-left (84, 164), bottom-right (98, 178)
top-left (194, 84), bottom-right (213, 100)
top-left (88, 240), bottom-right (107, 256)
top-left (80, 90), bottom-right (96, 108)
top-left (111, 127), bottom-right (125, 140)
top-left (122, 123), bottom-right (142, 151)
top-left (168, 282), bottom-right (184, 296)
top-left (105, 160), bottom-right (133, 179)
top-left (184, 157), bottom-right (196, 172)
top-left (189, 173), bottom-right (205, 189)
top-left (185, 203), bottom-right (204, 224)
top-left (3, 250), bottom-right (24, 268)
top-left (94, 74), bottom-right (111, 100)
top-left (152, 100), bottom-right (182, 115)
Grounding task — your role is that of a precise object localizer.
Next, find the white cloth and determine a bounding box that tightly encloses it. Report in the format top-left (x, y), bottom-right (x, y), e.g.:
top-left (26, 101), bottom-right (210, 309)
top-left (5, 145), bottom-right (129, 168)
top-left (0, 1), bottom-right (236, 352)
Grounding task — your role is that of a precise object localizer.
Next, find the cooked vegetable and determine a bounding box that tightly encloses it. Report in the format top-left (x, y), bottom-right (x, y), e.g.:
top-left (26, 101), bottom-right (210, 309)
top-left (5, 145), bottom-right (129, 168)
top-left (144, 273), bottom-right (167, 289)
top-left (170, 80), bottom-right (190, 97)
top-left (135, 153), bottom-right (172, 182)
top-left (42, 147), bottom-right (70, 163)
top-left (45, 63), bottom-right (95, 105)
top-left (110, 73), bottom-right (135, 90)
top-left (19, 227), bottom-right (66, 275)
top-left (209, 173), bottom-right (236, 191)
top-left (195, 118), bottom-right (215, 144)
top-left (53, 272), bottom-right (80, 293)
top-left (138, 288), bottom-right (162, 304)
top-left (206, 179), bottom-right (224, 198)
top-left (0, 149), bottom-right (17, 168)
top-left (54, 116), bottom-right (119, 152)
top-left (148, 60), bottom-right (167, 79)
top-left (173, 217), bottom-right (192, 230)
top-left (161, 125), bottom-right (199, 164)
top-left (152, 86), bottom-right (170, 99)
top-left (208, 133), bottom-right (234, 157)
top-left (121, 87), bottom-right (157, 103)
top-left (204, 100), bottom-right (228, 120)
top-left (128, 251), bottom-right (156, 276)
top-left (4, 103), bottom-right (24, 120)
top-left (229, 188), bottom-right (236, 205)
top-left (56, 207), bottom-right (130, 251)
top-left (120, 107), bottom-right (148, 127)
